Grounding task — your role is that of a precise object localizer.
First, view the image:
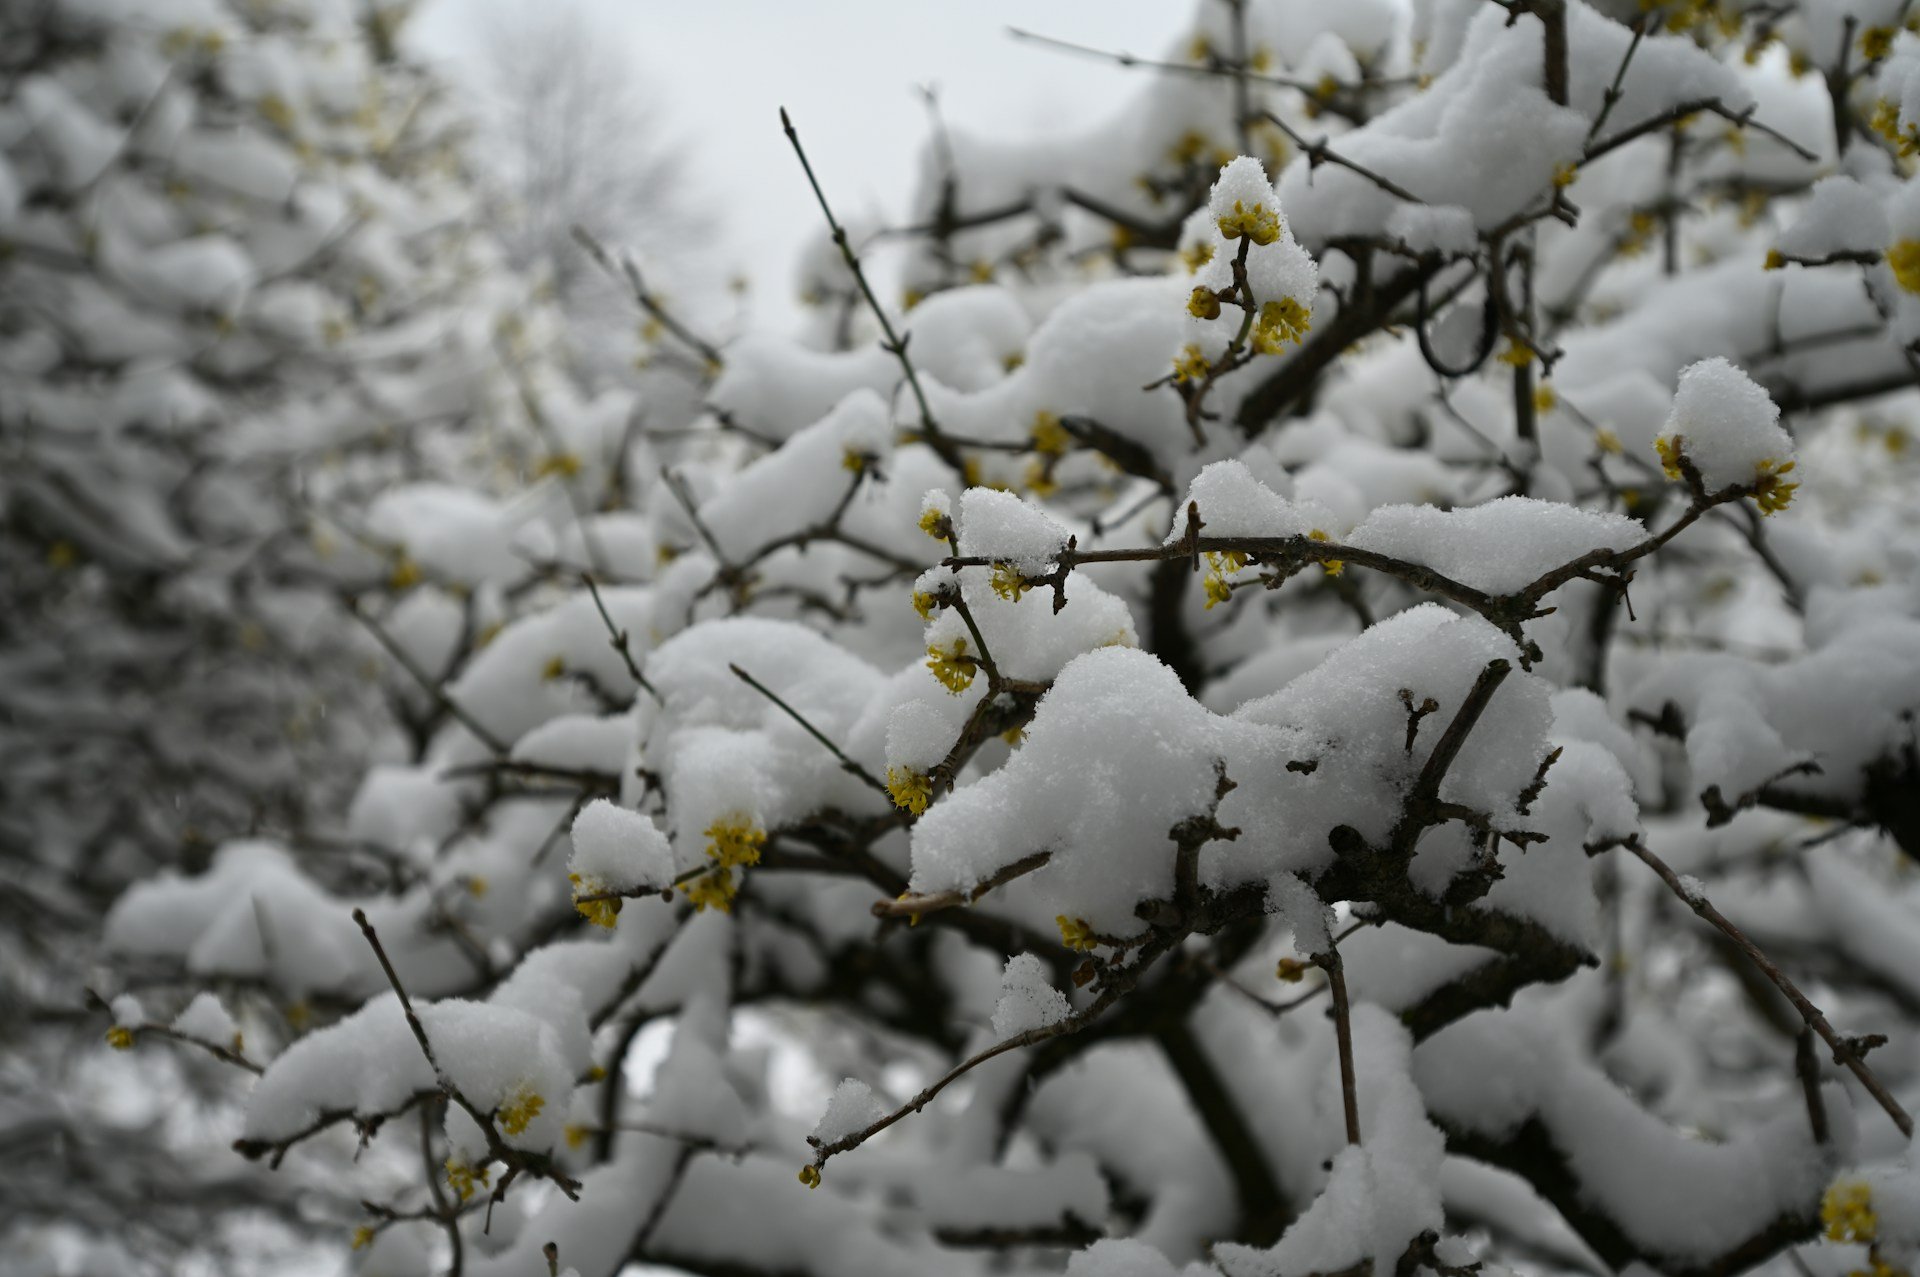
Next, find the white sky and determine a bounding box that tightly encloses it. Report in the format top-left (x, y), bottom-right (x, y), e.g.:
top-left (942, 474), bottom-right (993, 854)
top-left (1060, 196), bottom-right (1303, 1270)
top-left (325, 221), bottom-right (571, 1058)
top-left (408, 0), bottom-right (1188, 331)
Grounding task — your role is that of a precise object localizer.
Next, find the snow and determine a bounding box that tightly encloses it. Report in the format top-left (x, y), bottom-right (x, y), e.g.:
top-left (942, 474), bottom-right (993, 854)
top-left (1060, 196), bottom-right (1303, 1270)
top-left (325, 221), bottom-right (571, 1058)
top-left (244, 994), bottom-right (575, 1156)
top-left (1344, 497), bottom-right (1646, 595)
top-left (1174, 459), bottom-right (1329, 541)
top-left (1656, 357), bottom-right (1796, 493)
top-left (810, 1078), bottom-right (889, 1146)
top-left (569, 800), bottom-right (674, 897)
top-left (954, 487), bottom-right (1071, 574)
top-left (171, 991), bottom-right (239, 1050)
top-left (991, 953), bottom-right (1071, 1038)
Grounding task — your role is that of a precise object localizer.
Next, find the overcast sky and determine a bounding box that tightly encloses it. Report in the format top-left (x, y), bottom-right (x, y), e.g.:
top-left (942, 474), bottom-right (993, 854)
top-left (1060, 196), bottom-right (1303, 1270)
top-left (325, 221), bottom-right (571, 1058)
top-left (408, 0), bottom-right (1187, 331)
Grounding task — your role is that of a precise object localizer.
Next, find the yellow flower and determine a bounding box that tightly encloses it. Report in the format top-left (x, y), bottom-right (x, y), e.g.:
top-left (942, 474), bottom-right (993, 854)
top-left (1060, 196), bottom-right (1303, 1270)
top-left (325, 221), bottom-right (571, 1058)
top-left (1169, 130), bottom-right (1212, 166)
top-left (1203, 575), bottom-right (1234, 609)
top-left (1533, 384), bottom-right (1557, 414)
top-left (351, 1226), bottom-right (376, 1251)
top-left (1180, 241), bottom-right (1216, 274)
top-left (927, 638), bottom-right (977, 694)
top-left (1309, 529), bottom-right (1344, 576)
top-left (467, 876), bottom-right (488, 898)
top-left (841, 446), bottom-right (869, 473)
top-left (1003, 350), bottom-right (1025, 372)
top-left (1824, 1178), bottom-right (1877, 1244)
top-left (799, 1163), bottom-right (823, 1189)
top-left (911, 590), bottom-right (938, 621)
top-left (990, 563), bottom-right (1032, 601)
top-left (1276, 957), bottom-right (1309, 983)
top-left (1887, 239), bottom-right (1920, 294)
top-left (569, 873), bottom-right (621, 929)
top-left (541, 655), bottom-right (567, 682)
top-left (1595, 428), bottom-right (1623, 455)
top-left (1764, 248), bottom-right (1786, 271)
top-left (705, 816), bottom-right (765, 868)
top-left (1861, 25), bottom-right (1895, 61)
top-left (1024, 460), bottom-right (1059, 498)
top-left (1252, 298), bottom-right (1311, 353)
top-left (1187, 286), bottom-right (1222, 320)
top-left (1655, 435), bottom-right (1686, 480)
top-left (1873, 99), bottom-right (1901, 141)
top-left (684, 869), bottom-right (738, 914)
top-left (969, 259), bottom-right (995, 283)
top-left (446, 1157), bottom-right (491, 1202)
top-left (886, 766), bottom-right (933, 815)
top-left (1031, 410), bottom-right (1070, 457)
top-left (1172, 343), bottom-right (1212, 384)
top-left (1496, 340), bottom-right (1533, 367)
top-left (902, 288), bottom-right (925, 311)
top-left (1217, 199), bottom-right (1282, 246)
top-left (565, 1123), bottom-right (591, 1149)
top-left (259, 93), bottom-right (295, 131)
top-left (536, 452), bottom-right (582, 479)
top-left (497, 1085), bottom-right (545, 1136)
top-left (387, 556), bottom-right (421, 590)
top-left (1551, 162), bottom-right (1578, 189)
top-left (918, 506), bottom-right (952, 541)
top-left (106, 1025), bottom-right (134, 1050)
top-left (1751, 457), bottom-right (1798, 515)
top-left (1056, 915), bottom-right (1098, 952)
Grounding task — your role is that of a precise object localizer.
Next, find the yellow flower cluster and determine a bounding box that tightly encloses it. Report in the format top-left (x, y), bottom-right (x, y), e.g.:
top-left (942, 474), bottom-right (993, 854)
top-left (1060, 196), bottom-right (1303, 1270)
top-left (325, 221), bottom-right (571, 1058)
top-left (445, 1157), bottom-right (491, 1202)
top-left (684, 870), bottom-right (737, 914)
top-left (1655, 435), bottom-right (1686, 480)
top-left (1031, 410), bottom-right (1071, 457)
top-left (1308, 529), bottom-right (1345, 576)
top-left (1187, 286), bottom-right (1222, 320)
top-left (990, 563), bottom-right (1032, 602)
top-left (569, 873), bottom-right (621, 929)
top-left (497, 1085), bottom-right (545, 1136)
top-left (1172, 344), bottom-right (1212, 384)
top-left (1216, 199), bottom-right (1282, 246)
top-left (1251, 298), bottom-right (1311, 353)
top-left (1202, 551), bottom-right (1248, 611)
top-left (918, 506), bottom-right (952, 541)
top-left (912, 590), bottom-right (938, 621)
top-left (706, 816), bottom-right (766, 869)
top-left (1824, 1178), bottom-right (1877, 1244)
top-left (927, 638), bottom-right (977, 694)
top-left (1056, 915), bottom-right (1098, 952)
top-left (1871, 100), bottom-right (1920, 156)
top-left (886, 766), bottom-right (933, 816)
top-left (798, 1163), bottom-right (823, 1189)
top-left (1180, 241), bottom-right (1216, 274)
top-left (1888, 239), bottom-right (1920, 294)
top-left (1751, 458), bottom-right (1798, 516)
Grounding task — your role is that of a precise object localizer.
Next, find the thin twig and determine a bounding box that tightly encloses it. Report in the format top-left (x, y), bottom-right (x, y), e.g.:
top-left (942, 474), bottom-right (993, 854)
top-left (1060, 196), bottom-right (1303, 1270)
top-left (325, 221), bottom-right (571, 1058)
top-left (728, 663), bottom-right (889, 797)
top-left (1615, 836), bottom-right (1913, 1138)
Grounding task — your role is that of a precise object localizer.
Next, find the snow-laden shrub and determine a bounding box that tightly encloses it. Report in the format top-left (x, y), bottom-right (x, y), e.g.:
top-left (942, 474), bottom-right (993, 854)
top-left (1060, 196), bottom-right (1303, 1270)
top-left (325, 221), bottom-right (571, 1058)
top-left (38, 2), bottom-right (1920, 1276)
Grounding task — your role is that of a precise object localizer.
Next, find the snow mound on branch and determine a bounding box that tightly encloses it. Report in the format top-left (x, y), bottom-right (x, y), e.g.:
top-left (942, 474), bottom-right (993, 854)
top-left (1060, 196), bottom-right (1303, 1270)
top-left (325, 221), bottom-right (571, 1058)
top-left (811, 1078), bottom-right (889, 1146)
top-left (1656, 357), bottom-right (1795, 492)
top-left (992, 953), bottom-right (1071, 1038)
top-left (1217, 1008), bottom-right (1445, 1277)
top-left (244, 994), bottom-right (575, 1155)
top-left (956, 487), bottom-right (1072, 574)
top-left (1175, 459), bottom-right (1331, 540)
top-left (569, 800), bottom-right (673, 896)
top-left (1343, 496), bottom-right (1645, 595)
